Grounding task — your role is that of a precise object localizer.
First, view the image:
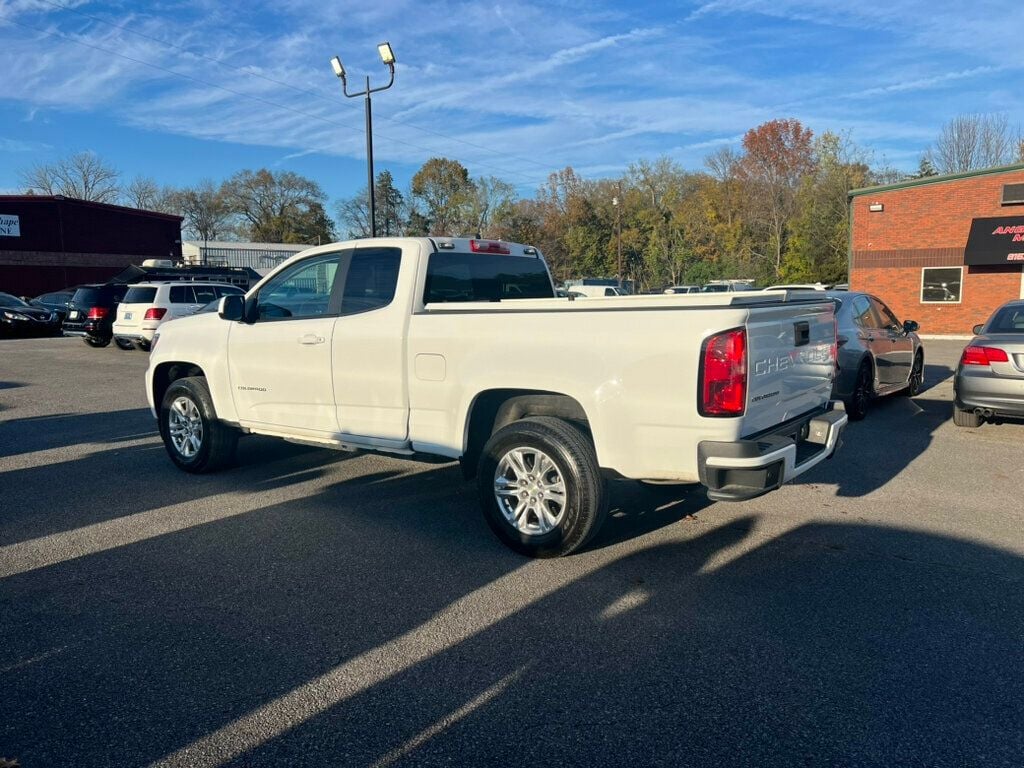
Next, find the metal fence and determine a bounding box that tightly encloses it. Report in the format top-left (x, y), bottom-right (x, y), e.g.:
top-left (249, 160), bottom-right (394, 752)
top-left (194, 247), bottom-right (305, 272)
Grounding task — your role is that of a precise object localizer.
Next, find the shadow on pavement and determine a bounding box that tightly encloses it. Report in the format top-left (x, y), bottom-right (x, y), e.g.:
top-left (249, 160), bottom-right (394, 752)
top-left (5, 501), bottom-right (1021, 767)
top-left (801, 362), bottom-right (954, 497)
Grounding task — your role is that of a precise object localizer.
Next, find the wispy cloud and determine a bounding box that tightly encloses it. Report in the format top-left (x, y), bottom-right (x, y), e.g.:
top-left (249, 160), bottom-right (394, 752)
top-left (0, 0), bottom-right (1020, 195)
top-left (0, 136), bottom-right (49, 152)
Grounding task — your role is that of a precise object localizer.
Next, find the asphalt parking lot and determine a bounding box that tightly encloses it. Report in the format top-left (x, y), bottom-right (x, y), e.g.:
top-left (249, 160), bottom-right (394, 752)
top-left (2, 337), bottom-right (1023, 768)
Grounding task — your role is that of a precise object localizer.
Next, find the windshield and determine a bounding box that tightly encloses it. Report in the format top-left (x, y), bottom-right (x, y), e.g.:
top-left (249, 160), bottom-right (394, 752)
top-left (985, 304), bottom-right (1024, 333)
top-left (0, 292), bottom-right (29, 307)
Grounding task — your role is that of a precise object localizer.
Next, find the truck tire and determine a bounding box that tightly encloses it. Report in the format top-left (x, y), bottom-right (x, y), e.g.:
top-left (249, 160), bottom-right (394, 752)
top-left (952, 407), bottom-right (983, 428)
top-left (477, 416), bottom-right (607, 557)
top-left (159, 376), bottom-right (238, 473)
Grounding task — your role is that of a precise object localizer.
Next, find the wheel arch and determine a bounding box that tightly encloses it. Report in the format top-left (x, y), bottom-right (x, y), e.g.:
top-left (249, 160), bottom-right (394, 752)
top-left (152, 361), bottom-right (208, 412)
top-left (460, 389), bottom-right (592, 479)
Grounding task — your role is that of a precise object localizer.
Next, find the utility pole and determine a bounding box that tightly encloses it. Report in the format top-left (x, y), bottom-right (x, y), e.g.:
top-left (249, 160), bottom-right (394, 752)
top-left (330, 43), bottom-right (397, 238)
top-left (612, 181), bottom-right (623, 288)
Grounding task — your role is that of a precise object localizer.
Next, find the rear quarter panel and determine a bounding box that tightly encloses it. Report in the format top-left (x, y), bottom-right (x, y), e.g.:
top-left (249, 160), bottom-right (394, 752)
top-left (407, 299), bottom-right (813, 481)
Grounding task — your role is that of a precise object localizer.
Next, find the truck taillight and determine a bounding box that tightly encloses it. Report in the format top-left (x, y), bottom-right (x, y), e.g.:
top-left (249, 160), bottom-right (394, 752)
top-left (469, 239), bottom-right (511, 255)
top-left (144, 307), bottom-right (167, 320)
top-left (961, 345), bottom-right (1008, 366)
top-left (699, 328), bottom-right (747, 417)
top-left (86, 307), bottom-right (108, 319)
top-left (831, 316), bottom-right (839, 367)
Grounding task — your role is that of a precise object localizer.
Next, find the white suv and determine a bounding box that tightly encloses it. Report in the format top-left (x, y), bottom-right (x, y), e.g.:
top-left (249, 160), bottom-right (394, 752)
top-left (113, 281), bottom-right (244, 350)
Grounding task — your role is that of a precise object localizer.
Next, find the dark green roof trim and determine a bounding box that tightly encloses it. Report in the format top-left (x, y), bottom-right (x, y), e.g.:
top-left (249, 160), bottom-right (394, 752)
top-left (849, 162), bottom-right (1024, 198)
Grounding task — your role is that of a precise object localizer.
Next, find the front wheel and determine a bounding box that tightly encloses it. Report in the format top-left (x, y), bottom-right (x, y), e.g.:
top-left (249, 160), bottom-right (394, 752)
top-left (159, 376), bottom-right (238, 473)
top-left (478, 416), bottom-right (607, 558)
top-left (84, 336), bottom-right (110, 348)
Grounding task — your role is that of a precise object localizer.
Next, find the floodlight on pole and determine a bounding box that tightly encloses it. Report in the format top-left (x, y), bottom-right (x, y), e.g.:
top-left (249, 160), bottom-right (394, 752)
top-left (329, 42), bottom-right (397, 238)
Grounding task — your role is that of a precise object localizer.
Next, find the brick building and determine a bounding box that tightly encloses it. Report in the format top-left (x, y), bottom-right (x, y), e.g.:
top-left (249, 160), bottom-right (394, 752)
top-left (0, 195), bottom-right (183, 296)
top-left (849, 164), bottom-right (1024, 335)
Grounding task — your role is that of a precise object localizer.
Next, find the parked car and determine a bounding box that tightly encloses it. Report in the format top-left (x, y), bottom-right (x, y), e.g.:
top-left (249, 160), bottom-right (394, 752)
top-left (829, 291), bottom-right (923, 420)
top-left (30, 288), bottom-right (78, 325)
top-left (763, 283), bottom-right (828, 291)
top-left (663, 285), bottom-right (701, 294)
top-left (952, 300), bottom-right (1024, 427)
top-left (0, 291), bottom-right (62, 338)
top-left (701, 280), bottom-right (755, 293)
top-left (112, 282), bottom-right (245, 350)
top-left (567, 285), bottom-right (629, 298)
top-left (62, 283), bottom-right (129, 347)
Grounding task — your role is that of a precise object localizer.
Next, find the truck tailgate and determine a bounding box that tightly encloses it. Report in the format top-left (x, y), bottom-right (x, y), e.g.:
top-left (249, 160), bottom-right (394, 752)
top-left (743, 299), bottom-right (836, 436)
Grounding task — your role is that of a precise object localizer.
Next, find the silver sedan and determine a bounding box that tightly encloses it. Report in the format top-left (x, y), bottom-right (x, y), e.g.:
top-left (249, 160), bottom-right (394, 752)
top-left (953, 299), bottom-right (1024, 427)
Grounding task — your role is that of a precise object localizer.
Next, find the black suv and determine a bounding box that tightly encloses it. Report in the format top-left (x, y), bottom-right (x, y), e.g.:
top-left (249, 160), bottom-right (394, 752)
top-left (62, 283), bottom-right (129, 347)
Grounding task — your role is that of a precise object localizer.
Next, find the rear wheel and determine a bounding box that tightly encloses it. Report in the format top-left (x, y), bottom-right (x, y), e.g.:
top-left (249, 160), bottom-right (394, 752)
top-left (953, 407), bottom-right (983, 428)
top-left (478, 416), bottom-right (607, 557)
top-left (84, 336), bottom-right (110, 348)
top-left (159, 376), bottom-right (238, 472)
top-left (114, 337), bottom-right (135, 350)
top-left (904, 351), bottom-right (924, 396)
top-left (846, 362), bottom-right (873, 421)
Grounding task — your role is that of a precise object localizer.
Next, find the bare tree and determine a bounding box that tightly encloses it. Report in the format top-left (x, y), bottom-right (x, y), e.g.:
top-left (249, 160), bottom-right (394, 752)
top-left (123, 176), bottom-right (161, 210)
top-left (173, 180), bottom-right (233, 242)
top-left (20, 152), bottom-right (121, 202)
top-left (927, 113), bottom-right (1021, 174)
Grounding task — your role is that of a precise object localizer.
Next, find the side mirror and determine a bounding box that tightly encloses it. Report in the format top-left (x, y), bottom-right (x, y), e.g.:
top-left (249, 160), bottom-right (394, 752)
top-left (219, 294), bottom-right (245, 321)
top-left (972, 324), bottom-right (984, 335)
top-left (902, 320), bottom-right (919, 334)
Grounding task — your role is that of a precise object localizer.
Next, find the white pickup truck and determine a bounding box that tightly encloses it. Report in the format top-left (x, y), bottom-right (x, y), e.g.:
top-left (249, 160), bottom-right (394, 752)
top-left (146, 237), bottom-right (847, 556)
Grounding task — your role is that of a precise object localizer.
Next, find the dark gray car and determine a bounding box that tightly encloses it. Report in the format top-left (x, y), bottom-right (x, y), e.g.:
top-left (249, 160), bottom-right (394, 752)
top-left (829, 291), bottom-right (924, 420)
top-left (952, 299), bottom-right (1024, 427)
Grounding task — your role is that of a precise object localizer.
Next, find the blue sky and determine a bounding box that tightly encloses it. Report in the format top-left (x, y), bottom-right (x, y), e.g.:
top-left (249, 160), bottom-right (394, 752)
top-left (1, 0), bottom-right (1022, 207)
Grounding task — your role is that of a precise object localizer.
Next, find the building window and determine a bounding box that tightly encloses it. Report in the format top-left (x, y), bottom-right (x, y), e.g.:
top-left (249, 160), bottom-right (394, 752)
top-left (920, 267), bottom-right (963, 304)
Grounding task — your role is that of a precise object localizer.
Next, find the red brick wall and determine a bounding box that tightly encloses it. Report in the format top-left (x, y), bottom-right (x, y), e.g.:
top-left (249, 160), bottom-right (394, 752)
top-left (850, 168), bottom-right (1024, 334)
top-left (851, 265), bottom-right (1022, 335)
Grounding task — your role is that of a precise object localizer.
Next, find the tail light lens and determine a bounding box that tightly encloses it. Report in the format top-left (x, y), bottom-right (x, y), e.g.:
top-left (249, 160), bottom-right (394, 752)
top-left (144, 307), bottom-right (168, 320)
top-left (86, 307), bottom-right (108, 319)
top-left (699, 328), bottom-right (747, 416)
top-left (961, 345), bottom-right (1009, 366)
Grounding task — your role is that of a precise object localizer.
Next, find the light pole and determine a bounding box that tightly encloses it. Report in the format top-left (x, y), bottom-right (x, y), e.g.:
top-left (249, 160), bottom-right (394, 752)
top-left (612, 182), bottom-right (623, 288)
top-left (330, 42), bottom-right (396, 238)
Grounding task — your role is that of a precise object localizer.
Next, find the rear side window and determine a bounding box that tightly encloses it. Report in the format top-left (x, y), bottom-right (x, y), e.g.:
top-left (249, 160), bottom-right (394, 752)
top-left (340, 247), bottom-right (401, 316)
top-left (423, 253), bottom-right (553, 303)
top-left (124, 287), bottom-right (158, 303)
top-left (72, 288), bottom-right (101, 305)
top-left (850, 295), bottom-right (876, 328)
top-left (169, 286), bottom-right (196, 303)
top-left (192, 285), bottom-right (218, 304)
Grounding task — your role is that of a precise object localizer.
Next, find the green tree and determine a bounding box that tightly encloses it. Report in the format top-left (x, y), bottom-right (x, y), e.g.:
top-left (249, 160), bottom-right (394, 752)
top-left (410, 158), bottom-right (475, 235)
top-left (222, 168), bottom-right (334, 243)
top-left (782, 132), bottom-right (869, 283)
top-left (336, 170), bottom-right (406, 238)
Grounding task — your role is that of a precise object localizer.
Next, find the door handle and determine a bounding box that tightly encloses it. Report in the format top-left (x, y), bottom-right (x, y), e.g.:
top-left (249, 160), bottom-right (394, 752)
top-left (299, 333), bottom-right (325, 345)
